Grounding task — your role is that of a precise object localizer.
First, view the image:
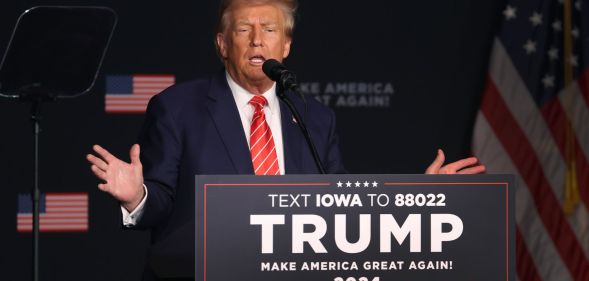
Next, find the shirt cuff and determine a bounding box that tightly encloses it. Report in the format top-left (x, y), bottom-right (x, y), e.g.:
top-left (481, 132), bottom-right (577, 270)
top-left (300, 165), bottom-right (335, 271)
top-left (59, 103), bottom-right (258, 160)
top-left (121, 184), bottom-right (148, 227)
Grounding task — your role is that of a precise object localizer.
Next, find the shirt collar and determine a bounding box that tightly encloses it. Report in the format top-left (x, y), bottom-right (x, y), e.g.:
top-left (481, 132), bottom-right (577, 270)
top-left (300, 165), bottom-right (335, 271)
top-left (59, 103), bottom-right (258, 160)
top-left (226, 71), bottom-right (278, 112)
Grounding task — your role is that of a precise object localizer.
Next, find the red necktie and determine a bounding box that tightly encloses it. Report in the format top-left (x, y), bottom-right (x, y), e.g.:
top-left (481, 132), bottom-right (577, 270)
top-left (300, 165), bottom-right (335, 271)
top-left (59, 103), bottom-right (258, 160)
top-left (249, 96), bottom-right (280, 175)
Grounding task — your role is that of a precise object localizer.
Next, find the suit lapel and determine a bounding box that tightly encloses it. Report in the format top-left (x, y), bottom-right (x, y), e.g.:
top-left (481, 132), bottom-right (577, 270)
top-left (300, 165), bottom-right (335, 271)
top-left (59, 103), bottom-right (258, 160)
top-left (280, 98), bottom-right (304, 174)
top-left (206, 71), bottom-right (254, 174)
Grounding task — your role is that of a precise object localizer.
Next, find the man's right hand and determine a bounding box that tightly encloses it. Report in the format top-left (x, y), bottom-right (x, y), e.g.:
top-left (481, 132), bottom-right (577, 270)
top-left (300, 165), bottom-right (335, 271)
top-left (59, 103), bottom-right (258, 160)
top-left (425, 149), bottom-right (486, 175)
top-left (86, 144), bottom-right (145, 212)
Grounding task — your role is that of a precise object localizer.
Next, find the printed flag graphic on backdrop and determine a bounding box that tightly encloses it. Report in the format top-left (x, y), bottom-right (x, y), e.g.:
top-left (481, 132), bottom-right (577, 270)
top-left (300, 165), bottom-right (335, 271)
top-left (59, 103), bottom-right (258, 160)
top-left (473, 0), bottom-right (589, 280)
top-left (105, 74), bottom-right (175, 114)
top-left (17, 193), bottom-right (88, 232)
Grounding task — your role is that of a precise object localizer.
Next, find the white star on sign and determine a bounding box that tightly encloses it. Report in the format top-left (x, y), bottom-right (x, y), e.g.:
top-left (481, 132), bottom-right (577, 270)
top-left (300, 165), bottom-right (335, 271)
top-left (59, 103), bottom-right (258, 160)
top-left (363, 181), bottom-right (369, 187)
top-left (552, 20), bottom-right (562, 32)
top-left (548, 47), bottom-right (559, 60)
top-left (529, 12), bottom-right (543, 26)
top-left (337, 181), bottom-right (343, 187)
top-left (346, 181), bottom-right (352, 187)
top-left (503, 5), bottom-right (517, 20)
top-left (570, 55), bottom-right (579, 67)
top-left (372, 181), bottom-right (378, 187)
top-left (523, 40), bottom-right (537, 54)
top-left (355, 181), bottom-right (361, 187)
top-left (542, 75), bottom-right (555, 88)
top-left (572, 27), bottom-right (580, 39)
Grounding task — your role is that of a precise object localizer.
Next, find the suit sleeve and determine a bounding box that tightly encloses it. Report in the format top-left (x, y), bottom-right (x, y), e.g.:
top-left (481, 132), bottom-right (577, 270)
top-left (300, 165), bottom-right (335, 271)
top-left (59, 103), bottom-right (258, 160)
top-left (131, 94), bottom-right (182, 229)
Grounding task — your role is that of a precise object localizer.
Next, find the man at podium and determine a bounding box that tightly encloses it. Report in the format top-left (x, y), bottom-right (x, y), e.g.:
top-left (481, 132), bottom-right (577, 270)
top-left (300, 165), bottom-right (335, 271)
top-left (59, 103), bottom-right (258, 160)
top-left (86, 0), bottom-right (485, 279)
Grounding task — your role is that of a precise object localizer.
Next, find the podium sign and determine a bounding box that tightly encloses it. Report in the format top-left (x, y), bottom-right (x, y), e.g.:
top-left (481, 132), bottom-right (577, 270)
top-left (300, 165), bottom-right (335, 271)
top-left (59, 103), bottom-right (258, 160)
top-left (195, 174), bottom-right (514, 281)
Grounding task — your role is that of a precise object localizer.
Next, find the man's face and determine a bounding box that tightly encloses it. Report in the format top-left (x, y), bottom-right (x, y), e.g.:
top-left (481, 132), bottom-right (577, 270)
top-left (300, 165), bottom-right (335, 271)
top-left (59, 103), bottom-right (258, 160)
top-left (217, 4), bottom-right (292, 91)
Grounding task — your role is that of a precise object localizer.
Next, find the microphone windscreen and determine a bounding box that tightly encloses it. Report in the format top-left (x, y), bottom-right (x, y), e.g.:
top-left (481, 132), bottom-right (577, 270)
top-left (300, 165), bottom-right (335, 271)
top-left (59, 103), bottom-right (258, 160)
top-left (262, 59), bottom-right (283, 81)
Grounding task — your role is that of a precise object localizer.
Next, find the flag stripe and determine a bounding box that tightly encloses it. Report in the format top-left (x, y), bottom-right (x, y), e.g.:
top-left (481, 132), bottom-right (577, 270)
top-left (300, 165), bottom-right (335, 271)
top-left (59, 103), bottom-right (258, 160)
top-left (560, 82), bottom-right (589, 171)
top-left (105, 74), bottom-right (175, 114)
top-left (475, 4), bottom-right (589, 281)
top-left (488, 40), bottom-right (568, 203)
top-left (516, 228), bottom-right (543, 281)
top-left (18, 219), bottom-right (88, 223)
top-left (17, 225), bottom-right (88, 231)
top-left (105, 109), bottom-right (147, 111)
top-left (103, 105), bottom-right (146, 111)
top-left (44, 207), bottom-right (87, 212)
top-left (133, 90), bottom-right (164, 95)
top-left (481, 79), bottom-right (589, 281)
top-left (488, 39), bottom-right (589, 259)
top-left (17, 192), bottom-right (88, 233)
top-left (474, 113), bottom-right (574, 281)
top-left (18, 226), bottom-right (87, 232)
top-left (18, 224), bottom-right (87, 227)
top-left (105, 108), bottom-right (146, 110)
top-left (46, 194), bottom-right (87, 199)
top-left (18, 214), bottom-right (87, 218)
top-left (540, 98), bottom-right (589, 207)
top-left (105, 94), bottom-right (153, 97)
top-left (105, 95), bottom-right (153, 99)
top-left (134, 83), bottom-right (174, 88)
top-left (106, 101), bottom-right (152, 105)
top-left (133, 76), bottom-right (174, 82)
top-left (18, 225), bottom-right (87, 229)
top-left (45, 202), bottom-right (87, 206)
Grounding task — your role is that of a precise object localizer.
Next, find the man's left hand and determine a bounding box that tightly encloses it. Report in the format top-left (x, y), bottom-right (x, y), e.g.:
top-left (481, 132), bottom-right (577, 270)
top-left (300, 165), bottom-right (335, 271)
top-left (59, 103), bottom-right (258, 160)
top-left (425, 149), bottom-right (486, 174)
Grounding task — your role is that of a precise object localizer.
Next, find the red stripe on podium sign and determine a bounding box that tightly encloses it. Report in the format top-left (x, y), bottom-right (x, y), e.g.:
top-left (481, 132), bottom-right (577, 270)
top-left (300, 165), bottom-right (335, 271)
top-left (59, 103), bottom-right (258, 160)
top-left (17, 193), bottom-right (88, 233)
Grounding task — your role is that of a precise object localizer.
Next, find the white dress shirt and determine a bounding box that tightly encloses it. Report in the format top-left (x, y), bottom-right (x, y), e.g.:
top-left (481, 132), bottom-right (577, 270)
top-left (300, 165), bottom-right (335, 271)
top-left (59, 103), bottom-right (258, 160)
top-left (122, 72), bottom-right (284, 227)
top-left (225, 72), bottom-right (285, 175)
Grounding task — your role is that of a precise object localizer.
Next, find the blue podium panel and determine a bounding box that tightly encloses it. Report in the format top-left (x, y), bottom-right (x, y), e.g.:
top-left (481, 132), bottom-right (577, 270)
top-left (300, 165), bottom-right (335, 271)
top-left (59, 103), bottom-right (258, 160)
top-left (195, 174), bottom-right (514, 281)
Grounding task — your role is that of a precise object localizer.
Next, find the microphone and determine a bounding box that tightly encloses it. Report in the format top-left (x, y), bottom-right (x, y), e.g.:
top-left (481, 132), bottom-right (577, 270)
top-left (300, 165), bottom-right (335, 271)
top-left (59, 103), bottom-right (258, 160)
top-left (262, 59), bottom-right (327, 174)
top-left (262, 59), bottom-right (298, 91)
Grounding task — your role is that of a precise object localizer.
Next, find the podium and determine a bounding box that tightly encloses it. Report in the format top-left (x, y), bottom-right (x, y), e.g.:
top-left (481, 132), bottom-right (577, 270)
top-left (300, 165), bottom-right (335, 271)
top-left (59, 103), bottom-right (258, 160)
top-left (193, 174), bottom-right (515, 281)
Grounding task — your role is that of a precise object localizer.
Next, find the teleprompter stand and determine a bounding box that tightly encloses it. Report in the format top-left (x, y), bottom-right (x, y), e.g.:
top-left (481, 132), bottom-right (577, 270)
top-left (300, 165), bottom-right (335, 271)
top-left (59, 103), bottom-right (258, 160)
top-left (0, 6), bottom-right (117, 281)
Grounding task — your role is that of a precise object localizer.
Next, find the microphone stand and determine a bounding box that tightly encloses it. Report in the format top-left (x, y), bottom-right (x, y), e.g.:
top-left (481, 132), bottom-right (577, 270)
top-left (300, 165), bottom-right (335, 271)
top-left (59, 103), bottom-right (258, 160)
top-left (276, 83), bottom-right (327, 174)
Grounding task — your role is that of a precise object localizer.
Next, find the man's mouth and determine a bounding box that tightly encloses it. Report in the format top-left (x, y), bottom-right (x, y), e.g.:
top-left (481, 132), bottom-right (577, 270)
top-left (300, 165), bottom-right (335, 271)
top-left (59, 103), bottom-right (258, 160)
top-left (249, 55), bottom-right (266, 64)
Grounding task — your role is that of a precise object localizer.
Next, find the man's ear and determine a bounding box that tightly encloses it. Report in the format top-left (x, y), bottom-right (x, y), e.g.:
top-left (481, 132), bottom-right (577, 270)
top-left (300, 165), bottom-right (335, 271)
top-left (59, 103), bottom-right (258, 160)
top-left (216, 33), bottom-right (228, 59)
top-left (282, 38), bottom-right (292, 59)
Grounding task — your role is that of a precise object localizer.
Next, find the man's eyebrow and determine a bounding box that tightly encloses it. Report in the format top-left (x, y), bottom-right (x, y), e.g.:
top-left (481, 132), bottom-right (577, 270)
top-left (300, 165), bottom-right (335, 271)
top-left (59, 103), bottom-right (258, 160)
top-left (235, 19), bottom-right (278, 25)
top-left (260, 19), bottom-right (278, 25)
top-left (233, 20), bottom-right (280, 29)
top-left (235, 20), bottom-right (252, 26)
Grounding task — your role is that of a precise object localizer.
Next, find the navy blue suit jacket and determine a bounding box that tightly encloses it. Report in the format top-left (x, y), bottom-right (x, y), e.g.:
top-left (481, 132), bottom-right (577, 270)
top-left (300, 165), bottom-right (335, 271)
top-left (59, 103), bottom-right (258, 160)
top-left (132, 70), bottom-right (345, 277)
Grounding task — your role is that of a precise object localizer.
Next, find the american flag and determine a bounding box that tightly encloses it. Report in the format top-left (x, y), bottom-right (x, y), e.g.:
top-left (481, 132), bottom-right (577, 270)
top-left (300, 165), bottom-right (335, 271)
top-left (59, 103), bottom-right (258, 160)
top-left (473, 0), bottom-right (589, 280)
top-left (17, 193), bottom-right (88, 232)
top-left (105, 74), bottom-right (175, 113)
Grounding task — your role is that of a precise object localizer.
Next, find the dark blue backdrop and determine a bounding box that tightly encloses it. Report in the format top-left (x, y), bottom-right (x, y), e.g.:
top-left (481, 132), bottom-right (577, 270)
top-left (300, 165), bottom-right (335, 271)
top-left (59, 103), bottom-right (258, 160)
top-left (0, 0), bottom-right (505, 280)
